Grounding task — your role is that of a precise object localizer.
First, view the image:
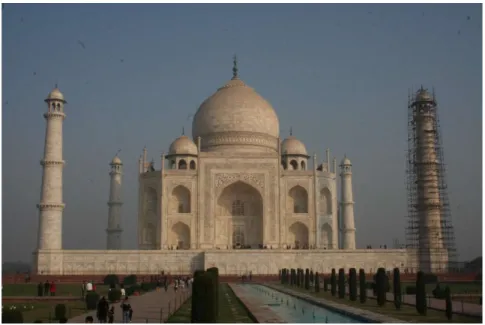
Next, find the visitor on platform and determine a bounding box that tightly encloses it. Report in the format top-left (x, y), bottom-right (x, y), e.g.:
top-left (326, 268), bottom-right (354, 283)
top-left (129, 306), bottom-right (133, 322)
top-left (81, 281), bottom-right (87, 297)
top-left (97, 296), bottom-right (109, 323)
top-left (120, 284), bottom-right (126, 298)
top-left (93, 282), bottom-right (97, 292)
top-left (50, 281), bottom-right (56, 296)
top-left (37, 282), bottom-right (43, 297)
top-left (108, 306), bottom-right (115, 323)
top-left (44, 280), bottom-right (50, 296)
top-left (120, 297), bottom-right (132, 323)
top-left (86, 281), bottom-right (93, 292)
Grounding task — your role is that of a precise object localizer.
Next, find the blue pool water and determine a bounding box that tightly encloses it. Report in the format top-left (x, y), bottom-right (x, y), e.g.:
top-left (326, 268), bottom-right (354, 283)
top-left (237, 284), bottom-right (367, 323)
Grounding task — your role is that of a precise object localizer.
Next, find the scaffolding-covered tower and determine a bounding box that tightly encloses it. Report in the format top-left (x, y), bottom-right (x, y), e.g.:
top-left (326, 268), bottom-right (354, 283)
top-left (406, 86), bottom-right (457, 273)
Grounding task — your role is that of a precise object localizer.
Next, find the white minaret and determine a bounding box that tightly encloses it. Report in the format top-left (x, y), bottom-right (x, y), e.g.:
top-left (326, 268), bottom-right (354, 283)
top-left (340, 155), bottom-right (356, 249)
top-left (37, 87), bottom-right (66, 250)
top-left (106, 155), bottom-right (123, 249)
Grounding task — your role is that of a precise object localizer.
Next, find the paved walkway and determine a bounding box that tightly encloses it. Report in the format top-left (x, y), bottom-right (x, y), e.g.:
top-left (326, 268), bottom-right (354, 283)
top-left (68, 287), bottom-right (191, 323)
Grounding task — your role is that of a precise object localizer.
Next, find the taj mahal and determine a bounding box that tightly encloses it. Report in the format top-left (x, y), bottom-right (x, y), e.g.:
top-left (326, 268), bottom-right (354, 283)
top-left (33, 60), bottom-right (418, 275)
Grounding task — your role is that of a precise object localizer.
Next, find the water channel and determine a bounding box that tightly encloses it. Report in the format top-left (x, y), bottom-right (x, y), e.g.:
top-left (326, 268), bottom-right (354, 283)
top-left (237, 284), bottom-right (369, 323)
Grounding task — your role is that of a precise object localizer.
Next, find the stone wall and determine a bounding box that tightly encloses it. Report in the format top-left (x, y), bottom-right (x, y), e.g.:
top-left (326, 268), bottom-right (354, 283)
top-left (34, 249), bottom-right (417, 275)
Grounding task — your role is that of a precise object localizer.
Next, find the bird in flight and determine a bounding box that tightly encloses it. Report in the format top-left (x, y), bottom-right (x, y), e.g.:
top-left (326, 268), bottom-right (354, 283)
top-left (77, 40), bottom-right (86, 49)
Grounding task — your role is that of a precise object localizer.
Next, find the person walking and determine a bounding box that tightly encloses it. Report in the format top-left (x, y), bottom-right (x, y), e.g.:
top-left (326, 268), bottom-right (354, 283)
top-left (108, 306), bottom-right (115, 323)
top-left (120, 297), bottom-right (132, 323)
top-left (50, 281), bottom-right (56, 296)
top-left (97, 296), bottom-right (109, 323)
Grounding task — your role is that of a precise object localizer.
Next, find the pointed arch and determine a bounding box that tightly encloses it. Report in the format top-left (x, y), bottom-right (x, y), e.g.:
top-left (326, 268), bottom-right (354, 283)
top-left (290, 159), bottom-right (298, 170)
top-left (288, 222), bottom-right (309, 248)
top-left (288, 185), bottom-right (308, 213)
top-left (320, 187), bottom-right (332, 215)
top-left (189, 160), bottom-right (196, 170)
top-left (171, 185), bottom-right (191, 213)
top-left (178, 159), bottom-right (187, 170)
top-left (145, 187), bottom-right (157, 213)
top-left (301, 160), bottom-right (306, 170)
top-left (143, 222), bottom-right (156, 246)
top-left (320, 223), bottom-right (333, 249)
top-left (171, 222), bottom-right (190, 249)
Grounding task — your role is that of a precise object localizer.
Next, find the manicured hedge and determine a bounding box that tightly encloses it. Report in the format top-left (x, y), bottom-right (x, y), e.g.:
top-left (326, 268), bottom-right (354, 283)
top-left (359, 269), bottom-right (366, 303)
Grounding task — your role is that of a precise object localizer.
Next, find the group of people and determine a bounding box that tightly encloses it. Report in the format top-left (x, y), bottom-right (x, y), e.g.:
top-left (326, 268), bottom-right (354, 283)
top-left (87, 296), bottom-right (132, 323)
top-left (154, 275), bottom-right (193, 292)
top-left (37, 280), bottom-right (56, 296)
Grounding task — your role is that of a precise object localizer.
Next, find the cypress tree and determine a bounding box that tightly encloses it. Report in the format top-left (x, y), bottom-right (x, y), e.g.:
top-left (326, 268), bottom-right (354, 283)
top-left (416, 271), bottom-right (427, 315)
top-left (206, 267), bottom-right (219, 319)
top-left (393, 268), bottom-right (402, 310)
top-left (305, 269), bottom-right (310, 290)
top-left (315, 272), bottom-right (320, 292)
top-left (338, 268), bottom-right (345, 298)
top-left (376, 268), bottom-right (387, 306)
top-left (310, 270), bottom-right (314, 284)
top-left (191, 272), bottom-right (217, 323)
top-left (445, 286), bottom-right (452, 320)
top-left (359, 269), bottom-right (367, 303)
top-left (331, 269), bottom-right (337, 296)
top-left (349, 268), bottom-right (357, 301)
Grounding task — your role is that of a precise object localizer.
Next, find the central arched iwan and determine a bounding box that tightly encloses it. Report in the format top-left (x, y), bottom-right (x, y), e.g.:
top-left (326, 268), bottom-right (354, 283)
top-left (216, 181), bottom-right (263, 248)
top-left (288, 221), bottom-right (309, 248)
top-left (170, 221), bottom-right (190, 249)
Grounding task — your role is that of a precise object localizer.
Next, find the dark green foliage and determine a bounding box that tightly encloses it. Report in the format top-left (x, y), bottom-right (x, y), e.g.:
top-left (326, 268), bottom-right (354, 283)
top-left (422, 273), bottom-right (438, 284)
top-left (393, 268), bottom-right (402, 310)
top-left (140, 282), bottom-right (157, 292)
top-left (54, 304), bottom-right (67, 320)
top-left (338, 268), bottom-right (345, 298)
top-left (109, 282), bottom-right (116, 289)
top-left (297, 269), bottom-right (301, 287)
top-left (445, 286), bottom-right (452, 320)
top-left (305, 269), bottom-right (310, 290)
top-left (315, 272), bottom-right (320, 292)
top-left (432, 283), bottom-right (447, 299)
top-left (416, 271), bottom-right (427, 315)
top-left (323, 277), bottom-right (329, 292)
top-left (206, 267), bottom-right (220, 319)
top-left (194, 270), bottom-right (205, 278)
top-left (376, 268), bottom-right (387, 306)
top-left (349, 268), bottom-right (357, 301)
top-left (310, 270), bottom-right (314, 284)
top-left (123, 274), bottom-right (137, 286)
top-left (103, 274), bottom-right (119, 286)
top-left (34, 320), bottom-right (43, 323)
top-left (125, 284), bottom-right (142, 296)
top-left (108, 289), bottom-right (122, 302)
top-left (359, 269), bottom-right (366, 303)
top-left (405, 286), bottom-right (416, 294)
top-left (2, 310), bottom-right (24, 323)
top-left (85, 291), bottom-right (100, 310)
top-left (191, 272), bottom-right (217, 323)
top-left (330, 269), bottom-right (337, 296)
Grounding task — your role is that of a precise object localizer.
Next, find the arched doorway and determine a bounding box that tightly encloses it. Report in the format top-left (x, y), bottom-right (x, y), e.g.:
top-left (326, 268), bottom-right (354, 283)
top-left (216, 181), bottom-right (263, 248)
top-left (288, 222), bottom-right (309, 249)
top-left (171, 222), bottom-right (190, 249)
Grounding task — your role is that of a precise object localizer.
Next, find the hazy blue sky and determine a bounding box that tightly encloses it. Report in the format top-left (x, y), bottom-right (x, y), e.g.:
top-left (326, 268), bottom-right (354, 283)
top-left (2, 3), bottom-right (482, 263)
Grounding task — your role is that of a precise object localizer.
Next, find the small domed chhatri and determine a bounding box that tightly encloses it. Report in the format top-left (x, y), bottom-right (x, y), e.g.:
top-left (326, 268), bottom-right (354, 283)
top-left (281, 136), bottom-right (308, 156)
top-left (168, 135), bottom-right (198, 156)
top-left (111, 155), bottom-right (122, 165)
top-left (415, 86), bottom-right (433, 102)
top-left (45, 87), bottom-right (66, 102)
top-left (341, 156), bottom-right (351, 166)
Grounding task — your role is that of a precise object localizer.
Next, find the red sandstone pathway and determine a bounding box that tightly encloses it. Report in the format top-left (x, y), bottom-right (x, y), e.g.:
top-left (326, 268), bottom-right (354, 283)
top-left (68, 287), bottom-right (191, 323)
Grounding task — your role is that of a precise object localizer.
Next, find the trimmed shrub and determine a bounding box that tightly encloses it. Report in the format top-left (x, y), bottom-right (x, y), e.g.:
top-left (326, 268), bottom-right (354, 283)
top-left (54, 304), bottom-right (67, 320)
top-left (123, 274), bottom-right (137, 286)
top-left (331, 269), bottom-right (337, 296)
top-left (206, 267), bottom-right (220, 319)
top-left (85, 291), bottom-right (100, 310)
top-left (108, 289), bottom-right (122, 302)
top-left (305, 269), bottom-right (310, 290)
top-left (323, 277), bottom-right (328, 292)
top-left (2, 310), bottom-right (24, 323)
top-left (194, 270), bottom-right (205, 278)
top-left (445, 286), bottom-right (452, 320)
top-left (423, 273), bottom-right (438, 284)
top-left (109, 282), bottom-right (116, 289)
top-left (405, 286), bottom-right (417, 295)
top-left (315, 272), bottom-right (320, 292)
top-left (393, 268), bottom-right (402, 310)
top-left (310, 270), bottom-right (314, 284)
top-left (103, 274), bottom-right (119, 286)
top-left (338, 268), bottom-right (345, 299)
top-left (349, 268), bottom-right (357, 301)
top-left (359, 269), bottom-right (366, 303)
top-left (376, 268), bottom-right (386, 306)
top-left (191, 272), bottom-right (217, 323)
top-left (432, 283), bottom-right (446, 299)
top-left (416, 271), bottom-right (427, 315)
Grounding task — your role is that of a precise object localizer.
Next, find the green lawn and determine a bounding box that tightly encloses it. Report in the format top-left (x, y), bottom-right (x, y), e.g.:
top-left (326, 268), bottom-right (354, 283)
top-left (167, 283), bottom-right (254, 323)
top-left (2, 284), bottom-right (110, 297)
top-left (398, 282), bottom-right (482, 295)
top-left (278, 284), bottom-right (481, 323)
top-left (2, 301), bottom-right (87, 323)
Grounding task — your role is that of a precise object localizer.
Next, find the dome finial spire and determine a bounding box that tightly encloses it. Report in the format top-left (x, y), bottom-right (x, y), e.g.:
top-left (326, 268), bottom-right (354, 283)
top-left (182, 126), bottom-right (185, 136)
top-left (232, 54), bottom-right (238, 79)
top-left (290, 126), bottom-right (293, 136)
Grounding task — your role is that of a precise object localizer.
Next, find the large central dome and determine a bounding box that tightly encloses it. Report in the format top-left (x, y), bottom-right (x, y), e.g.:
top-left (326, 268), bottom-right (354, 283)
top-left (192, 69), bottom-right (280, 153)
